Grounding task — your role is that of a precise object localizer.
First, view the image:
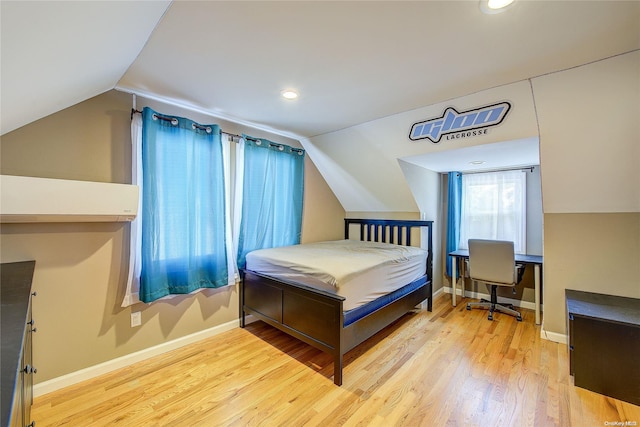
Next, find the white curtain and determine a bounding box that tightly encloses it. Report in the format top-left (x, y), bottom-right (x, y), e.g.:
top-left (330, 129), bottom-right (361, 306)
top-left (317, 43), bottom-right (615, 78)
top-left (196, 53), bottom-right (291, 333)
top-left (222, 135), bottom-right (239, 284)
top-left (232, 138), bottom-right (245, 279)
top-left (122, 113), bottom-right (143, 307)
top-left (458, 170), bottom-right (526, 253)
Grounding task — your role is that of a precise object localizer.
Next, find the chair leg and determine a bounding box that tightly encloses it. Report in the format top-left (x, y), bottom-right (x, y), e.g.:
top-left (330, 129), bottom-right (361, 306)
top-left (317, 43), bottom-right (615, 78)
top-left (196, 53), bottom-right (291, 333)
top-left (466, 285), bottom-right (522, 321)
top-left (494, 303), bottom-right (522, 321)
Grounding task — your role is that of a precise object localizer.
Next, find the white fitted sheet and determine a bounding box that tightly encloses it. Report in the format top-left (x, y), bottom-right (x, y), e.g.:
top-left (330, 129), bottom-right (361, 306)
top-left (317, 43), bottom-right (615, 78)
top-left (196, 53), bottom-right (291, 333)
top-left (245, 239), bottom-right (428, 311)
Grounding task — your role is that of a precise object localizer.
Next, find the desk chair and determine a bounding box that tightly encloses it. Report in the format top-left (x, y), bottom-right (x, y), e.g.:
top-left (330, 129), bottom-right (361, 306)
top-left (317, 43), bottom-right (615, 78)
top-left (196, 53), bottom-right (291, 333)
top-left (466, 239), bottom-right (524, 321)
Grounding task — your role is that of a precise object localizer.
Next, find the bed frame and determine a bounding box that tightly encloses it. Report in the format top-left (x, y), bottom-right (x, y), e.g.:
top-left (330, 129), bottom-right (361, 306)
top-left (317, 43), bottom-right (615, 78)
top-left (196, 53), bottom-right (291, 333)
top-left (240, 218), bottom-right (434, 386)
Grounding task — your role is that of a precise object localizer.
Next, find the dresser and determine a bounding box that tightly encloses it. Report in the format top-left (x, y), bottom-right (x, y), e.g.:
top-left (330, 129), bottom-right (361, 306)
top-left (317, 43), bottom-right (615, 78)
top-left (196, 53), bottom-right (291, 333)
top-left (1, 261), bottom-right (36, 427)
top-left (566, 289), bottom-right (640, 406)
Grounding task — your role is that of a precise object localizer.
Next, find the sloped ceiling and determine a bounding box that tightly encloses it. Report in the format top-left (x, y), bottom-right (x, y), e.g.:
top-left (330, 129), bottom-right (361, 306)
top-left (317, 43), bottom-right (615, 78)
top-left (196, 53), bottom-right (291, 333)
top-left (0, 1), bottom-right (171, 135)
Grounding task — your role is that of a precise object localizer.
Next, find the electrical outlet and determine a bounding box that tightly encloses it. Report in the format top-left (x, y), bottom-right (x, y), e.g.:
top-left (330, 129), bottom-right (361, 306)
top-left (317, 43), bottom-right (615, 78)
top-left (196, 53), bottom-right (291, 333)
top-left (131, 311), bottom-right (142, 327)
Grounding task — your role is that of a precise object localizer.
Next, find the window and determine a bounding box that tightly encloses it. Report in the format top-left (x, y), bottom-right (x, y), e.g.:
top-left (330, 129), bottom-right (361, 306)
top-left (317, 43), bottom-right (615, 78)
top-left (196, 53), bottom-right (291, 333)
top-left (123, 110), bottom-right (305, 305)
top-left (458, 170), bottom-right (526, 253)
top-left (138, 107), bottom-right (230, 303)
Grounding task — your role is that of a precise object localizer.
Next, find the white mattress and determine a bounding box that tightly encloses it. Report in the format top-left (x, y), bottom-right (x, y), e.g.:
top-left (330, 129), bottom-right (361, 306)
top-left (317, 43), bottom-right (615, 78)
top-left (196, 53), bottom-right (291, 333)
top-left (245, 239), bottom-right (428, 311)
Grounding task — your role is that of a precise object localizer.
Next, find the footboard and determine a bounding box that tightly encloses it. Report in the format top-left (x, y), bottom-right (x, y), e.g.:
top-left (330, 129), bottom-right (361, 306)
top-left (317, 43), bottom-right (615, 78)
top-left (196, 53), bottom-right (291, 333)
top-left (240, 270), bottom-right (347, 384)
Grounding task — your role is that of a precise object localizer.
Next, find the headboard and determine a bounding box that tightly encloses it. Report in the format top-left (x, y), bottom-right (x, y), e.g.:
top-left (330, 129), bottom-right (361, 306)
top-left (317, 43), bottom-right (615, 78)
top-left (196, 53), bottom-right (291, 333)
top-left (344, 218), bottom-right (434, 281)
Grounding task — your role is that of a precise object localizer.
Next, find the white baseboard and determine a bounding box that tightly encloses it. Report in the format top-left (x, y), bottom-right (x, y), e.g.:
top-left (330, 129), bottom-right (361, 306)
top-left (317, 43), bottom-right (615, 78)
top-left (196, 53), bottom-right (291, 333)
top-left (540, 328), bottom-right (567, 344)
top-left (34, 317), bottom-right (247, 397)
top-left (442, 286), bottom-right (540, 312)
top-left (432, 287), bottom-right (445, 299)
top-left (417, 287), bottom-right (445, 310)
top-left (442, 286), bottom-right (464, 296)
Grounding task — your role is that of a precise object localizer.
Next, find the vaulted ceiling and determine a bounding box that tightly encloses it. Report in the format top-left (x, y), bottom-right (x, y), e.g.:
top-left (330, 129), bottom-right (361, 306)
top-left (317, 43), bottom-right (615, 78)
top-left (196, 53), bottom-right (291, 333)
top-left (2, 1), bottom-right (638, 138)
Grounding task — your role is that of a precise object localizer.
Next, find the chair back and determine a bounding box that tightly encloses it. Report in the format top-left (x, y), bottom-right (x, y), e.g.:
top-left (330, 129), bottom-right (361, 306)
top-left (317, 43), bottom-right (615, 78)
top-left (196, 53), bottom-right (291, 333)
top-left (468, 239), bottom-right (517, 286)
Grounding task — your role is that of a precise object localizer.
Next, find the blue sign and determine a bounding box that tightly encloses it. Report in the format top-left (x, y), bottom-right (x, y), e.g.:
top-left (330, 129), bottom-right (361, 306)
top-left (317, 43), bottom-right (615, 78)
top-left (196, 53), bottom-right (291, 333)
top-left (409, 102), bottom-right (511, 143)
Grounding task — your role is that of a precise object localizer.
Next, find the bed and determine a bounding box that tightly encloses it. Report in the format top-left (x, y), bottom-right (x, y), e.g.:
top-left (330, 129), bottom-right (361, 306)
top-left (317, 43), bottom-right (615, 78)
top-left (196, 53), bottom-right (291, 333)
top-left (240, 218), bottom-right (434, 386)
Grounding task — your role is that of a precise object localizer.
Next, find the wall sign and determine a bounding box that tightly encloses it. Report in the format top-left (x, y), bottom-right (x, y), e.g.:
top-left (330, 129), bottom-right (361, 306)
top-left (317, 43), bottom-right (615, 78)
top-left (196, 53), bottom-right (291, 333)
top-left (409, 101), bottom-right (511, 143)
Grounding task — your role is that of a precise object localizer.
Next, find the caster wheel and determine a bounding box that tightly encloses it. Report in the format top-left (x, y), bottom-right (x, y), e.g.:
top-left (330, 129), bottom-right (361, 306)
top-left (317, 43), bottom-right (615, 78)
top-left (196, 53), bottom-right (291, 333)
top-left (466, 304), bottom-right (471, 310)
top-left (517, 315), bottom-right (522, 322)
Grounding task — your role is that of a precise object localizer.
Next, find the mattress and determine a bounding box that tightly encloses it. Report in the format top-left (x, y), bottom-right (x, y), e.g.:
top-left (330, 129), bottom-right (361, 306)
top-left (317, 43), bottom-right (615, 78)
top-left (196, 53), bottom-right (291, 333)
top-left (245, 239), bottom-right (428, 311)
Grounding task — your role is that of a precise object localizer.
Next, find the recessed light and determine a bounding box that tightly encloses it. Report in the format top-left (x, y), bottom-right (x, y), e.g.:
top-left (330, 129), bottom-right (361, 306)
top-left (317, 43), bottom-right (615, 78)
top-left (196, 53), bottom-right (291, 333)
top-left (470, 160), bottom-right (485, 165)
top-left (480, 0), bottom-right (515, 14)
top-left (281, 90), bottom-right (299, 100)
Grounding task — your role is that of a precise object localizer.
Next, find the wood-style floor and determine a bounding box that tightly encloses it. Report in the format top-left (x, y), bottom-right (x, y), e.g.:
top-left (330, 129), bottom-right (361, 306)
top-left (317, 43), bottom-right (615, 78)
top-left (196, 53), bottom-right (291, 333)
top-left (33, 293), bottom-right (640, 426)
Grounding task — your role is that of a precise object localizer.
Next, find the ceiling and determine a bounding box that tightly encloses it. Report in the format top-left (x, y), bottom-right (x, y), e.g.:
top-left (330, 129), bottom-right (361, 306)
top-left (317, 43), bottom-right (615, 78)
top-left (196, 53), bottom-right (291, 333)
top-left (2, 1), bottom-right (638, 139)
top-left (401, 137), bottom-right (540, 173)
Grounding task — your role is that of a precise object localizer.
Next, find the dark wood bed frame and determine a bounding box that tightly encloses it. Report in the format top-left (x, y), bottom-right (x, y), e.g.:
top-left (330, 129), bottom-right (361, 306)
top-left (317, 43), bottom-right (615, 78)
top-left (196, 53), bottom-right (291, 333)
top-left (240, 218), bottom-right (434, 386)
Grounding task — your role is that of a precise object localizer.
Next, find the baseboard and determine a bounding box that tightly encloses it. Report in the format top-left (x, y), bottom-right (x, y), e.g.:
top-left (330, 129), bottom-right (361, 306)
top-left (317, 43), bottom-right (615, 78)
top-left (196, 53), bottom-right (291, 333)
top-left (442, 286), bottom-right (540, 312)
top-left (540, 328), bottom-right (567, 344)
top-left (417, 287), bottom-right (445, 310)
top-left (34, 316), bottom-right (248, 397)
top-left (442, 286), bottom-right (464, 296)
top-left (432, 287), bottom-right (445, 299)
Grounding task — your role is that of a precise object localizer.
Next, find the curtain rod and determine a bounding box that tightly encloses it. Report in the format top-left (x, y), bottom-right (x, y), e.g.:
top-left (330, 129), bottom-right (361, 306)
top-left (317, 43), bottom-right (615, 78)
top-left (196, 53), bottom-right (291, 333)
top-left (119, 86), bottom-right (305, 143)
top-left (131, 108), bottom-right (249, 142)
top-left (458, 166), bottom-right (536, 176)
top-left (131, 109), bottom-right (303, 153)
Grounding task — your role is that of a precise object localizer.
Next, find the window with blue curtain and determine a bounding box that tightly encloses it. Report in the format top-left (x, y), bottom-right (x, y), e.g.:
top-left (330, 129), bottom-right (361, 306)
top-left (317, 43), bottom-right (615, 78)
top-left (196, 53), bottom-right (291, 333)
top-left (140, 107), bottom-right (228, 303)
top-left (235, 136), bottom-right (305, 269)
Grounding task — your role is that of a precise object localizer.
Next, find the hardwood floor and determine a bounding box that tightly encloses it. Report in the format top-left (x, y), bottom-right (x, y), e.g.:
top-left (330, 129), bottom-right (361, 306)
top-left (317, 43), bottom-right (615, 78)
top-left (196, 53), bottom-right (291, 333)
top-left (33, 293), bottom-right (640, 426)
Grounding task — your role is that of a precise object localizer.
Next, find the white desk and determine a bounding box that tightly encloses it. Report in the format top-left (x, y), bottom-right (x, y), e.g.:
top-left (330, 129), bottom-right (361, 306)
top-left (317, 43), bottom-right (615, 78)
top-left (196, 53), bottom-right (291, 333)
top-left (449, 250), bottom-right (543, 325)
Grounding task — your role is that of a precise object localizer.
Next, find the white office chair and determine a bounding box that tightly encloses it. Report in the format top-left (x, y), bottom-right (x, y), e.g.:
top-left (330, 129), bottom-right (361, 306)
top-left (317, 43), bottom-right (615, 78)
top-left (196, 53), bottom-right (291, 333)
top-left (466, 239), bottom-right (524, 321)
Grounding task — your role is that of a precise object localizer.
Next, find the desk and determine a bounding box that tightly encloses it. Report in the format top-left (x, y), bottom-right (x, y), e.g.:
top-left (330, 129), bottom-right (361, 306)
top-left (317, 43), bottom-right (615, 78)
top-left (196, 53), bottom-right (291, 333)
top-left (449, 249), bottom-right (543, 324)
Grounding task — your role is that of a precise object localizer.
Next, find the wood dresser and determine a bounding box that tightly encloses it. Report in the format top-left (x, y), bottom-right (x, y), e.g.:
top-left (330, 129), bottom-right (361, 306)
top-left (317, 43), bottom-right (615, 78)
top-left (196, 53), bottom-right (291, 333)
top-left (566, 289), bottom-right (640, 406)
top-left (1, 261), bottom-right (36, 427)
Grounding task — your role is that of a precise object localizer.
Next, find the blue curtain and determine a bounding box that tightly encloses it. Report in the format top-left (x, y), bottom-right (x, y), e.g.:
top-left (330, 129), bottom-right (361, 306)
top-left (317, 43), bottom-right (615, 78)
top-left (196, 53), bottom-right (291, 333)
top-left (236, 136), bottom-right (305, 269)
top-left (140, 107), bottom-right (228, 303)
top-left (446, 171), bottom-right (462, 277)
